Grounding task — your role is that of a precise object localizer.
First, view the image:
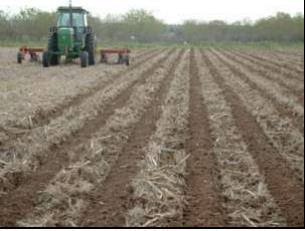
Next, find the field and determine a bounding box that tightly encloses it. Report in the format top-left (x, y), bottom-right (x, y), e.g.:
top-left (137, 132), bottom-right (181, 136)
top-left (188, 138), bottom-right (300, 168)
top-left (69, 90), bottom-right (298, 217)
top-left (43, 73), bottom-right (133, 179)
top-left (0, 47), bottom-right (304, 227)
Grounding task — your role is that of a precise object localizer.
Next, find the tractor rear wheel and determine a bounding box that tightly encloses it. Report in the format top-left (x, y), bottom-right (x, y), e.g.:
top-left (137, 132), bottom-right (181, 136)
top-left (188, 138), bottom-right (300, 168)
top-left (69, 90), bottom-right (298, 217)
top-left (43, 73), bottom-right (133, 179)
top-left (85, 32), bottom-right (96, 65)
top-left (48, 33), bottom-right (59, 66)
top-left (42, 52), bottom-right (49, 68)
top-left (80, 51), bottom-right (89, 68)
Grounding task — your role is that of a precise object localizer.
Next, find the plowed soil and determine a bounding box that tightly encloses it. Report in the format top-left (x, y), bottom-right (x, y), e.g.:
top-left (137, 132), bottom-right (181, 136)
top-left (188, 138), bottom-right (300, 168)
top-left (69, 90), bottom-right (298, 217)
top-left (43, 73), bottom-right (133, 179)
top-left (0, 47), bottom-right (303, 228)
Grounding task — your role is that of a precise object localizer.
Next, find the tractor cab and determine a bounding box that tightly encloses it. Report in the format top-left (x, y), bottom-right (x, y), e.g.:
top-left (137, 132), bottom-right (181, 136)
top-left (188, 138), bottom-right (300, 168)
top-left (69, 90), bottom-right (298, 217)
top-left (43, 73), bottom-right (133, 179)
top-left (57, 7), bottom-right (88, 28)
top-left (54, 7), bottom-right (91, 57)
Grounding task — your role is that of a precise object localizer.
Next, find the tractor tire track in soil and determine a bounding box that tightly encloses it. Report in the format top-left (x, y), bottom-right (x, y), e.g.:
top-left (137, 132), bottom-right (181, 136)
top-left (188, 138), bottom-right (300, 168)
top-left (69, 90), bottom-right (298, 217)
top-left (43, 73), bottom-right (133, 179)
top-left (79, 50), bottom-right (185, 227)
top-left (0, 49), bottom-right (175, 227)
top-left (203, 50), bottom-right (304, 227)
top-left (182, 49), bottom-right (226, 227)
top-left (211, 49), bottom-right (304, 135)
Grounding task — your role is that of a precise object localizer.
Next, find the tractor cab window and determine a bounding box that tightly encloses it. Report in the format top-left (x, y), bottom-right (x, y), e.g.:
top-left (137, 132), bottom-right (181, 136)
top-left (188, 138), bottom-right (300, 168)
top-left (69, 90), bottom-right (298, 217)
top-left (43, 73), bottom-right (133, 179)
top-left (57, 12), bottom-right (86, 27)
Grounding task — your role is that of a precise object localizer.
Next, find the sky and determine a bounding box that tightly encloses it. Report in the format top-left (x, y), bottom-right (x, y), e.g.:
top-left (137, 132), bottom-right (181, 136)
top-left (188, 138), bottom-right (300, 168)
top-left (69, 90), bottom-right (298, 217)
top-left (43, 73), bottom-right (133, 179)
top-left (0, 0), bottom-right (304, 24)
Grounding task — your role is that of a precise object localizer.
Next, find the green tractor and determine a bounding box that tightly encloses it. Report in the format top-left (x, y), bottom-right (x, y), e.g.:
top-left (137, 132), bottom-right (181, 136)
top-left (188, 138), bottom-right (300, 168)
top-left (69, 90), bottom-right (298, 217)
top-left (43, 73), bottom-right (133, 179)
top-left (43, 6), bottom-right (96, 68)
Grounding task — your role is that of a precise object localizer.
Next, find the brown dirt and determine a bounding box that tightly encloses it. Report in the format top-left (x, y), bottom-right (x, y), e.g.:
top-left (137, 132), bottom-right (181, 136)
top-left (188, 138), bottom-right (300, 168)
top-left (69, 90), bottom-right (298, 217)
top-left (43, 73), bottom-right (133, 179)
top-left (0, 49), bottom-right (170, 194)
top-left (203, 50), bottom-right (304, 227)
top-left (1, 49), bottom-right (160, 136)
top-left (79, 50), bottom-right (184, 227)
top-left (30, 49), bottom-right (162, 128)
top-left (0, 49), bottom-right (173, 227)
top-left (219, 49), bottom-right (304, 105)
top-left (229, 49), bottom-right (304, 106)
top-left (233, 49), bottom-right (304, 77)
top-left (182, 49), bottom-right (226, 227)
top-left (211, 49), bottom-right (304, 135)
top-left (0, 47), bottom-right (303, 227)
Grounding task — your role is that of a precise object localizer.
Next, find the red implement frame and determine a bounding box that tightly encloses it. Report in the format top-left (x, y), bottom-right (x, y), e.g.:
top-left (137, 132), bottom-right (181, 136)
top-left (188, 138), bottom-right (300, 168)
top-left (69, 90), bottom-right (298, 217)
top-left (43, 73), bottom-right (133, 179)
top-left (17, 46), bottom-right (45, 64)
top-left (100, 48), bottom-right (131, 66)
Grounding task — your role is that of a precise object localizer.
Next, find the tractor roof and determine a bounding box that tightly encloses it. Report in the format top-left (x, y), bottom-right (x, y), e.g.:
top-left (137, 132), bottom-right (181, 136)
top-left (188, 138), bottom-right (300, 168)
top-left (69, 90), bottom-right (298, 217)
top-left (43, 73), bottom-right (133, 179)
top-left (57, 7), bottom-right (89, 14)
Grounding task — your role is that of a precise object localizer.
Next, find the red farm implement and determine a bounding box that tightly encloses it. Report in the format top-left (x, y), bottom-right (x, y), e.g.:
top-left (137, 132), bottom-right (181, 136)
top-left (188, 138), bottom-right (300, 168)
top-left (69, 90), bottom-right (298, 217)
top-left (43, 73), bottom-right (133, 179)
top-left (100, 48), bottom-right (131, 66)
top-left (17, 46), bottom-right (131, 66)
top-left (17, 46), bottom-right (44, 64)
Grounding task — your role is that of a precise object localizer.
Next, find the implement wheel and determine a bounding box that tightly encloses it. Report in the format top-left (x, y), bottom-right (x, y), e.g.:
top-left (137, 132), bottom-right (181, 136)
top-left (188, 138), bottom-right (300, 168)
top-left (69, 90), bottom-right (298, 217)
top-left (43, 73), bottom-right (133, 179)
top-left (125, 55), bottom-right (130, 66)
top-left (17, 52), bottom-right (23, 64)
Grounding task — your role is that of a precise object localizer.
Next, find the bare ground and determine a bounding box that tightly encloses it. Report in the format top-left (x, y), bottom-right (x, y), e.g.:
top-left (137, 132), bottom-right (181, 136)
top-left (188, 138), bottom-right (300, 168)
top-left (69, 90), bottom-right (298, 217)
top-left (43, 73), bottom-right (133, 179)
top-left (0, 47), bottom-right (303, 227)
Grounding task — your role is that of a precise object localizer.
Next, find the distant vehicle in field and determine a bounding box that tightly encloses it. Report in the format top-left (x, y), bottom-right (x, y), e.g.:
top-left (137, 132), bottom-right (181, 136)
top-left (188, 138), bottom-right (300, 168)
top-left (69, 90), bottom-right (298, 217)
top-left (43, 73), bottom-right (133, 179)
top-left (42, 6), bottom-right (96, 68)
top-left (17, 4), bottom-right (130, 67)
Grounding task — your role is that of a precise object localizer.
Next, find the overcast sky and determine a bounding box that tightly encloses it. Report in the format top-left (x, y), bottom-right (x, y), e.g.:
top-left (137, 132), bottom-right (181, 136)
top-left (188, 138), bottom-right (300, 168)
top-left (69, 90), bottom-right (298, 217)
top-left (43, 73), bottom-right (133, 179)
top-left (0, 0), bottom-right (304, 24)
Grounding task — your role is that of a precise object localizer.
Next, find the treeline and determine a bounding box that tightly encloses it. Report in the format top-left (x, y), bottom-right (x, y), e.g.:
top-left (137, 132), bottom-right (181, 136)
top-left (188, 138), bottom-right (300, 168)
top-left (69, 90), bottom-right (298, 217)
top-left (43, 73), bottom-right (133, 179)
top-left (179, 13), bottom-right (304, 43)
top-left (0, 8), bottom-right (304, 44)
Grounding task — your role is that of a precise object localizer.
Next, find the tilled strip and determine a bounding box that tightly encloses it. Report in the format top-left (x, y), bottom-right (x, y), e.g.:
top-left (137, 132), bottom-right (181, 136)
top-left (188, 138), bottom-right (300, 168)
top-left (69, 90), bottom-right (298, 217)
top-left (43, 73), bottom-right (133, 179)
top-left (0, 49), bottom-right (169, 187)
top-left (219, 49), bottom-right (304, 98)
top-left (0, 49), bottom-right (175, 226)
top-left (211, 49), bottom-right (304, 134)
top-left (182, 49), bottom-right (226, 227)
top-left (211, 49), bottom-right (304, 112)
top-left (237, 49), bottom-right (304, 76)
top-left (17, 49), bottom-right (182, 227)
top-left (207, 50), bottom-right (304, 181)
top-left (198, 49), bottom-right (286, 227)
top-left (0, 49), bottom-right (161, 133)
top-left (273, 50), bottom-right (304, 64)
top-left (32, 49), bottom-right (161, 128)
top-left (230, 49), bottom-right (304, 81)
top-left (126, 50), bottom-right (190, 227)
top-left (79, 49), bottom-right (185, 227)
top-left (0, 49), bottom-right (152, 88)
top-left (203, 50), bottom-right (304, 227)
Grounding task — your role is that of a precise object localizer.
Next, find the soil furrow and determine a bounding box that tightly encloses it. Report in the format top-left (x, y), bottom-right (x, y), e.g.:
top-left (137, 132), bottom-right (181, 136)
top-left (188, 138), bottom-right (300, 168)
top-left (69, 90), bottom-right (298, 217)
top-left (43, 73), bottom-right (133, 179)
top-left (0, 49), bottom-right (173, 195)
top-left (0, 49), bottom-right (152, 85)
top-left (274, 50), bottom-right (304, 62)
top-left (0, 49), bottom-right (175, 227)
top-left (202, 50), bottom-right (304, 227)
top-left (17, 49), bottom-right (180, 227)
top-left (31, 50), bottom-right (161, 127)
top-left (0, 49), bottom-right (157, 130)
top-left (211, 49), bottom-right (304, 135)
top-left (182, 49), bottom-right (225, 227)
top-left (79, 49), bottom-right (185, 227)
top-left (219, 49), bottom-right (303, 101)
top-left (226, 49), bottom-right (304, 106)
top-left (238, 50), bottom-right (304, 76)
top-left (207, 50), bottom-right (304, 181)
top-left (125, 50), bottom-right (190, 227)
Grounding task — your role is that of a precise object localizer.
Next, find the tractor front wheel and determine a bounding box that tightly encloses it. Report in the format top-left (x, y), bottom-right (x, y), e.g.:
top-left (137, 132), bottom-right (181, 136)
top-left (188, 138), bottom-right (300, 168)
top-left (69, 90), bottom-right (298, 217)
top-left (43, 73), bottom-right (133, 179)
top-left (42, 52), bottom-right (49, 68)
top-left (80, 51), bottom-right (89, 68)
